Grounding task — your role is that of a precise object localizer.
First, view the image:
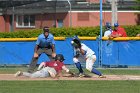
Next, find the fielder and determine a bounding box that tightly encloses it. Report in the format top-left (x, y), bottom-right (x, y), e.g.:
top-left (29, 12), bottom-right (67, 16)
top-left (15, 54), bottom-right (72, 78)
top-left (71, 36), bottom-right (106, 78)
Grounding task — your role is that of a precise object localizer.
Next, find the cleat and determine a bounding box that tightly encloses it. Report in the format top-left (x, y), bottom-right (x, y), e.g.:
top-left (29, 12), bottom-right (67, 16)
top-left (79, 73), bottom-right (85, 78)
top-left (99, 75), bottom-right (106, 78)
top-left (14, 71), bottom-right (22, 77)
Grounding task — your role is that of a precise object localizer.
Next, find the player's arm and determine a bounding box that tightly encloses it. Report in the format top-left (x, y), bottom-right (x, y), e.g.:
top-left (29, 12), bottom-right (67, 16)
top-left (51, 44), bottom-right (56, 58)
top-left (34, 45), bottom-right (39, 53)
top-left (34, 37), bottom-right (40, 57)
top-left (74, 48), bottom-right (80, 58)
top-left (56, 70), bottom-right (63, 77)
top-left (118, 29), bottom-right (126, 37)
top-left (51, 36), bottom-right (56, 58)
top-left (80, 48), bottom-right (86, 55)
top-left (37, 62), bottom-right (46, 70)
top-left (118, 34), bottom-right (123, 37)
top-left (34, 45), bottom-right (39, 57)
top-left (62, 65), bottom-right (74, 75)
top-left (109, 34), bottom-right (118, 38)
top-left (62, 65), bottom-right (69, 72)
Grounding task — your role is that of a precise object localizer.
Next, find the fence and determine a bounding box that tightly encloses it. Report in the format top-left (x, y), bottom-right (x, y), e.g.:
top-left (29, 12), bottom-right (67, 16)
top-left (0, 37), bottom-right (140, 67)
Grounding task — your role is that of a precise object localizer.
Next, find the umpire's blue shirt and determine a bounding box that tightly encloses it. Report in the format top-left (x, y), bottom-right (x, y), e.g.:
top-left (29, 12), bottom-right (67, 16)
top-left (36, 33), bottom-right (55, 48)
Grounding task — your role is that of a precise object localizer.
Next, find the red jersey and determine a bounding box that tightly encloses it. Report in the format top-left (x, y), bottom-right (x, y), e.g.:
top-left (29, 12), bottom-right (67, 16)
top-left (112, 26), bottom-right (127, 37)
top-left (44, 61), bottom-right (64, 72)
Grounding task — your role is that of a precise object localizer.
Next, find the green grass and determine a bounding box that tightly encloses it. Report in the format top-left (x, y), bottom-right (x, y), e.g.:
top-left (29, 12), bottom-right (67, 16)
top-left (0, 67), bottom-right (140, 75)
top-left (0, 67), bottom-right (140, 93)
top-left (0, 67), bottom-right (27, 74)
top-left (97, 69), bottom-right (140, 75)
top-left (71, 68), bottom-right (140, 75)
top-left (0, 80), bottom-right (140, 93)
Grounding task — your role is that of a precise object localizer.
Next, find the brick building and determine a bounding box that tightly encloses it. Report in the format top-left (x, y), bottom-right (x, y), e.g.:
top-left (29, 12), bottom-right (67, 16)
top-left (0, 0), bottom-right (139, 32)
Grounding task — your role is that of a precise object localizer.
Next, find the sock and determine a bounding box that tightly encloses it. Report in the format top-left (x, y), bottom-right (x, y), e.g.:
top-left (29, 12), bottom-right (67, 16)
top-left (75, 62), bottom-right (84, 73)
top-left (91, 68), bottom-right (102, 76)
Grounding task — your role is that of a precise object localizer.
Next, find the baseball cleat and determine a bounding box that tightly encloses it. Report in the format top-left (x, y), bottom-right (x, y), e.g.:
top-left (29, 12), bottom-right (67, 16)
top-left (98, 75), bottom-right (106, 78)
top-left (14, 71), bottom-right (22, 77)
top-left (79, 73), bottom-right (85, 78)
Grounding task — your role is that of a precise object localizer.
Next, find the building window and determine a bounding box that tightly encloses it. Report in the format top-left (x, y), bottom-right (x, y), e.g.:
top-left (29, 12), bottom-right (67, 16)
top-left (16, 15), bottom-right (35, 28)
top-left (78, 13), bottom-right (89, 21)
top-left (57, 19), bottom-right (63, 28)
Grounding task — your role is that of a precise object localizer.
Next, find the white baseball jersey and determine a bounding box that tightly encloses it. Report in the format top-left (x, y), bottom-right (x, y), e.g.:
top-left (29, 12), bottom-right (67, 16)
top-left (104, 29), bottom-right (112, 37)
top-left (81, 43), bottom-right (95, 58)
top-left (73, 43), bottom-right (96, 72)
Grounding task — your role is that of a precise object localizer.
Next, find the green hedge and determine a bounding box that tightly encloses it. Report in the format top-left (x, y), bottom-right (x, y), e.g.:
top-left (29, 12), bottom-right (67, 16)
top-left (123, 25), bottom-right (140, 37)
top-left (0, 26), bottom-right (139, 38)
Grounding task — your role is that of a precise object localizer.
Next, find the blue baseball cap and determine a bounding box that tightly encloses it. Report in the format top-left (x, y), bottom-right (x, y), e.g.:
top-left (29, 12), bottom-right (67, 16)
top-left (114, 23), bottom-right (119, 27)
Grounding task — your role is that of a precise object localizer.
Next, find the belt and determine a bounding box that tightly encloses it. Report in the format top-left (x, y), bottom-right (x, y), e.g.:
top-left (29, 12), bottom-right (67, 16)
top-left (39, 45), bottom-right (51, 49)
top-left (39, 46), bottom-right (51, 49)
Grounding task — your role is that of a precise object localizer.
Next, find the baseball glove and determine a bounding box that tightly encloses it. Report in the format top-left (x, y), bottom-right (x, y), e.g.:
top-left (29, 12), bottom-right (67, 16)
top-left (63, 71), bottom-right (75, 77)
top-left (63, 73), bottom-right (92, 78)
top-left (63, 73), bottom-right (75, 77)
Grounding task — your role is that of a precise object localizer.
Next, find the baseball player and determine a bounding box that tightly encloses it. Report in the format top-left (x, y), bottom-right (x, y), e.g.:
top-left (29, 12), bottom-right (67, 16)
top-left (15, 54), bottom-right (72, 78)
top-left (71, 36), bottom-right (106, 78)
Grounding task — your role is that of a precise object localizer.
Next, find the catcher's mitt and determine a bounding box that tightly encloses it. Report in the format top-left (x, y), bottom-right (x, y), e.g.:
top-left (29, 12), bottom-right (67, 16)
top-left (63, 73), bottom-right (75, 77)
top-left (74, 73), bottom-right (92, 78)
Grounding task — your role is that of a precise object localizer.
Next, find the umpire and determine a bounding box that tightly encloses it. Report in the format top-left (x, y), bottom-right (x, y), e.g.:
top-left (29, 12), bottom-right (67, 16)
top-left (28, 26), bottom-right (56, 73)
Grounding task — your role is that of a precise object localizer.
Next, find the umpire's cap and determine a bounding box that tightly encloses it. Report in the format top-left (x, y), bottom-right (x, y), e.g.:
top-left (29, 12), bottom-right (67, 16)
top-left (43, 26), bottom-right (50, 33)
top-left (55, 54), bottom-right (65, 62)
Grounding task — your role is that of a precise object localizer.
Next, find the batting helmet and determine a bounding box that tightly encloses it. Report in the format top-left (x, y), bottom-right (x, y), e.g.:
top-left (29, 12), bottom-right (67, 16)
top-left (55, 54), bottom-right (65, 62)
top-left (106, 22), bottom-right (111, 29)
top-left (114, 23), bottom-right (119, 27)
top-left (71, 36), bottom-right (81, 48)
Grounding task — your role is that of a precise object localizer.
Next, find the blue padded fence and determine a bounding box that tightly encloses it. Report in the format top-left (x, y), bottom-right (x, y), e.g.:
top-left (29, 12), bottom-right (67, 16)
top-left (102, 40), bottom-right (140, 67)
top-left (0, 38), bottom-right (140, 67)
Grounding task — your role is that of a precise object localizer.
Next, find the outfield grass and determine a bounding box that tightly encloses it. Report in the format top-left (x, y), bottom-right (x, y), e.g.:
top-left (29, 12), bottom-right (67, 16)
top-left (0, 80), bottom-right (140, 93)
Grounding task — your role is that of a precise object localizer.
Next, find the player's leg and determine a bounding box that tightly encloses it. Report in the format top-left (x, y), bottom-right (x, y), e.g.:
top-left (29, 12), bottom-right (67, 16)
top-left (14, 70), bottom-right (49, 78)
top-left (44, 67), bottom-right (57, 78)
top-left (73, 57), bottom-right (84, 74)
top-left (86, 55), bottom-right (104, 77)
top-left (14, 71), bottom-right (23, 77)
top-left (22, 72), bottom-right (32, 77)
top-left (15, 71), bottom-right (34, 77)
top-left (30, 69), bottom-right (50, 78)
top-left (28, 48), bottom-right (43, 73)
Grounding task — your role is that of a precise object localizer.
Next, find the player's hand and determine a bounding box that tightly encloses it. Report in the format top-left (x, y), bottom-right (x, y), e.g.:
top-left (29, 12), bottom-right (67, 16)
top-left (52, 52), bottom-right (56, 58)
top-left (34, 52), bottom-right (38, 57)
top-left (108, 35), bottom-right (113, 39)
